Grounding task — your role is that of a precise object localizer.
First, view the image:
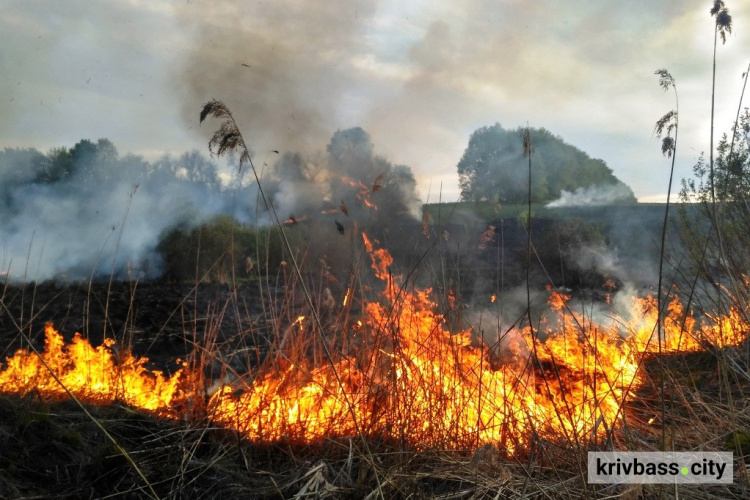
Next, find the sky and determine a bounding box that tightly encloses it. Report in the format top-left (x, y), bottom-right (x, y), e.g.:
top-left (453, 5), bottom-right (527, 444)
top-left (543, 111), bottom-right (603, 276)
top-left (2, 0), bottom-right (749, 203)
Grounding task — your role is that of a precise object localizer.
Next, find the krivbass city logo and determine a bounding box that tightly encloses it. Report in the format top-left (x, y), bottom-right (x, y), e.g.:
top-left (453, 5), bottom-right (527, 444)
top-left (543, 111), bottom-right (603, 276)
top-left (588, 452), bottom-right (733, 484)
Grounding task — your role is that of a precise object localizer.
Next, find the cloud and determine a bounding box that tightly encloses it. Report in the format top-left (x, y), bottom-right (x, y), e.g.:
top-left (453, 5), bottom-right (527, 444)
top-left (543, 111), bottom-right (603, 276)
top-left (0, 1), bottom-right (190, 156)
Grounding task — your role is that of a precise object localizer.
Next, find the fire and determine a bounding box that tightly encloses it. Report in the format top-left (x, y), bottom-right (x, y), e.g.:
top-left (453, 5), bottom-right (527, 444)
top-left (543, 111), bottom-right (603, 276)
top-left (0, 238), bottom-right (748, 453)
top-left (628, 294), bottom-right (747, 351)
top-left (295, 315), bottom-right (306, 331)
top-left (0, 324), bottom-right (185, 414)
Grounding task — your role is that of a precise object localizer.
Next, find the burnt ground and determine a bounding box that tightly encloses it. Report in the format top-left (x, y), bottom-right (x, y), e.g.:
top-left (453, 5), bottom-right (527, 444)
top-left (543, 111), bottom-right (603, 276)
top-left (0, 280), bottom-right (271, 375)
top-left (0, 393), bottom-right (547, 500)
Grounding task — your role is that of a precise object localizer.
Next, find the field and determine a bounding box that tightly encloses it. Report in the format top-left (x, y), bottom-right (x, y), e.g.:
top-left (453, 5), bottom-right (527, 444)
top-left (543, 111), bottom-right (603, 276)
top-left (1, 201), bottom-right (750, 498)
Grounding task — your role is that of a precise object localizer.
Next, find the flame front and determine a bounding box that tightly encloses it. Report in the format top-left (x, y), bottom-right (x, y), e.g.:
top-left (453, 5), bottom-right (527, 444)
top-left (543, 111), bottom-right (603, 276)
top-left (0, 324), bottom-right (185, 413)
top-left (0, 237), bottom-right (747, 452)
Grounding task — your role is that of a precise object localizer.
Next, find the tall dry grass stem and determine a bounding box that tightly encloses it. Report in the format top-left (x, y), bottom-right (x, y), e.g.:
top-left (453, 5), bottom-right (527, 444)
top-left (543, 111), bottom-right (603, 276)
top-left (654, 68), bottom-right (679, 452)
top-left (199, 100), bottom-right (384, 498)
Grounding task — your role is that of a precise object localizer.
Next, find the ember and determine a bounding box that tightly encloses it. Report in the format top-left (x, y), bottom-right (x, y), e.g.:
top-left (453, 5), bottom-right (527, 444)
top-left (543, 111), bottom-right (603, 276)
top-left (342, 176), bottom-right (377, 210)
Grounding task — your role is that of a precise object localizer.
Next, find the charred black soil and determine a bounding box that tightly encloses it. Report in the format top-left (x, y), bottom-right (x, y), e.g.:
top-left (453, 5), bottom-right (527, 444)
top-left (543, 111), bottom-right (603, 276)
top-left (0, 280), bottom-right (269, 374)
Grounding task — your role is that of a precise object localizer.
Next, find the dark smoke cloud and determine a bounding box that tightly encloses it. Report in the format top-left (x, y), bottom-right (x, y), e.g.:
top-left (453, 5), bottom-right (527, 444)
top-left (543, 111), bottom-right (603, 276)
top-left (175, 1), bottom-right (378, 156)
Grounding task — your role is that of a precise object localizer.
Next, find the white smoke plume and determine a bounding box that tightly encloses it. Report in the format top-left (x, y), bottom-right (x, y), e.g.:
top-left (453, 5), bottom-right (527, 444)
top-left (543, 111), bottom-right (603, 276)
top-left (546, 183), bottom-right (636, 207)
top-left (0, 127), bottom-right (422, 283)
top-left (0, 143), bottom-right (253, 282)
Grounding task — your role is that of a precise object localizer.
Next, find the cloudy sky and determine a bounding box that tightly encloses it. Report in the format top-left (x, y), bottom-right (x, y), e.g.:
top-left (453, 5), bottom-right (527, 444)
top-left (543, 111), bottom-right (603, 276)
top-left (2, 0), bottom-right (749, 203)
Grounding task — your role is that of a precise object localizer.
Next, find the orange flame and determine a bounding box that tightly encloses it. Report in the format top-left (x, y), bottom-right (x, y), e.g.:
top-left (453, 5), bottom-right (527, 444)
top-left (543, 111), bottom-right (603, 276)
top-left (0, 324), bottom-right (185, 413)
top-left (1, 241), bottom-right (748, 452)
top-left (295, 315), bottom-right (306, 332)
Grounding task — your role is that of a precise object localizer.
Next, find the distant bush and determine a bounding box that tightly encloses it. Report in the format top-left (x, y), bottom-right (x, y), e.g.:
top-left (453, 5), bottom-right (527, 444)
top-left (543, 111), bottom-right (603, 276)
top-left (156, 215), bottom-right (284, 283)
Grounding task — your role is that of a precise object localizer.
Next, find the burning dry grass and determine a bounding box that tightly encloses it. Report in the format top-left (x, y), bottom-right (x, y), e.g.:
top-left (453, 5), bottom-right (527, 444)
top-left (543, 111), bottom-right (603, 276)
top-left (0, 324), bottom-right (186, 413)
top-left (1, 234), bottom-right (750, 497)
top-left (1, 355), bottom-right (749, 499)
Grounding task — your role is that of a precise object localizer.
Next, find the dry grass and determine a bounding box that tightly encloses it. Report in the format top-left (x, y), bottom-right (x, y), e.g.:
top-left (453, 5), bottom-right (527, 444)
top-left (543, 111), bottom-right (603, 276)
top-left (2, 348), bottom-right (749, 500)
top-left (2, 247), bottom-right (750, 498)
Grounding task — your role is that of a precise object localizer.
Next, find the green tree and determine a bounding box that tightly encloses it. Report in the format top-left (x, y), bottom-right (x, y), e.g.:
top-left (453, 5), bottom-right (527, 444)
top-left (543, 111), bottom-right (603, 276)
top-left (457, 124), bottom-right (635, 204)
top-left (35, 138), bottom-right (120, 185)
top-left (327, 127), bottom-right (374, 180)
top-left (71, 138), bottom-right (119, 184)
top-left (172, 150), bottom-right (220, 188)
top-left (35, 146), bottom-right (74, 184)
top-left (682, 109), bottom-right (750, 204)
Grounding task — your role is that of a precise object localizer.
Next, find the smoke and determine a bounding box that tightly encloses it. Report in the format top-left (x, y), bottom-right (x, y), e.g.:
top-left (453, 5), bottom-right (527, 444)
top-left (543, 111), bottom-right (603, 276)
top-left (172, 0), bottom-right (428, 239)
top-left (546, 183), bottom-right (636, 207)
top-left (470, 281), bottom-right (661, 365)
top-left (569, 244), bottom-right (625, 282)
top-left (0, 126), bottom-right (422, 283)
top-left (264, 127), bottom-right (422, 226)
top-left (174, 1), bottom-right (379, 158)
top-left (0, 143), bottom-right (255, 282)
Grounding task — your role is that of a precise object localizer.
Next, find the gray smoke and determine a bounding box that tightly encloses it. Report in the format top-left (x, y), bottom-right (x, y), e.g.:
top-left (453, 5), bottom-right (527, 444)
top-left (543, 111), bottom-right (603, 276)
top-left (0, 127), bottom-right (422, 283)
top-left (175, 1), bottom-right (379, 159)
top-left (263, 127), bottom-right (422, 225)
top-left (174, 1), bottom-right (422, 227)
top-left (471, 282), bottom-right (660, 362)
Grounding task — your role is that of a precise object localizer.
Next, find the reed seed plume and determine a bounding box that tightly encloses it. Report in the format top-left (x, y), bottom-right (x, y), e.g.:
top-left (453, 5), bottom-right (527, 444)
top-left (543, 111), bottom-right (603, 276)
top-left (711, 1), bottom-right (733, 44)
top-left (200, 100), bottom-right (252, 173)
top-left (655, 111), bottom-right (678, 158)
